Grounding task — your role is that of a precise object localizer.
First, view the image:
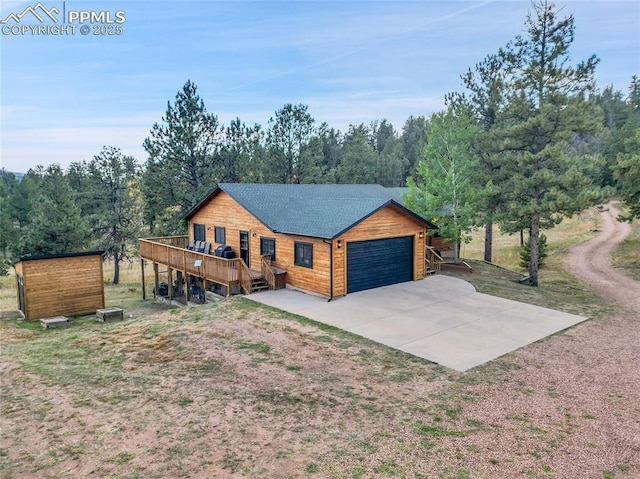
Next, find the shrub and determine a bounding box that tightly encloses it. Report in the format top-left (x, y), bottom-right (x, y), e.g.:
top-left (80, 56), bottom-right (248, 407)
top-left (519, 233), bottom-right (548, 270)
top-left (0, 259), bottom-right (11, 276)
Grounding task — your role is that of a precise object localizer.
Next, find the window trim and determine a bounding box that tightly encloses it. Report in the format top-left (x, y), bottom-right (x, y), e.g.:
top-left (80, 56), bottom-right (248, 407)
top-left (214, 226), bottom-right (226, 244)
top-left (294, 241), bottom-right (313, 268)
top-left (260, 237), bottom-right (276, 262)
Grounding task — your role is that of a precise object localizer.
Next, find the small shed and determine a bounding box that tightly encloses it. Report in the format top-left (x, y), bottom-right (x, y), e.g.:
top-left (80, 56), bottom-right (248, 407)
top-left (14, 251), bottom-right (105, 321)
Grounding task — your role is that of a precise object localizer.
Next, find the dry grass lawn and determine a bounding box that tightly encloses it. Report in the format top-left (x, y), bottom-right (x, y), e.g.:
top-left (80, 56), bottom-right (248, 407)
top-left (0, 214), bottom-right (638, 479)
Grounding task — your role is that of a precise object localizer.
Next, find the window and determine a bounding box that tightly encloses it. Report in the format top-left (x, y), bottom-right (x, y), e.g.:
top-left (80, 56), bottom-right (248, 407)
top-left (214, 226), bottom-right (226, 244)
top-left (260, 237), bottom-right (276, 262)
top-left (294, 242), bottom-right (313, 268)
top-left (193, 223), bottom-right (205, 242)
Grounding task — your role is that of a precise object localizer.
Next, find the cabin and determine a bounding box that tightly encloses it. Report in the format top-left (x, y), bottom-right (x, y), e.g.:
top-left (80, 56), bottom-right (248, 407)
top-left (14, 251), bottom-right (105, 321)
top-left (139, 184), bottom-right (437, 300)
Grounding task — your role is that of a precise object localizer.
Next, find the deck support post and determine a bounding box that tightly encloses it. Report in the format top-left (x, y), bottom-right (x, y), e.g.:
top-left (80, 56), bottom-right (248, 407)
top-left (141, 259), bottom-right (146, 300)
top-left (168, 268), bottom-right (174, 300)
top-left (153, 262), bottom-right (159, 299)
top-left (203, 280), bottom-right (208, 303)
top-left (185, 274), bottom-right (191, 303)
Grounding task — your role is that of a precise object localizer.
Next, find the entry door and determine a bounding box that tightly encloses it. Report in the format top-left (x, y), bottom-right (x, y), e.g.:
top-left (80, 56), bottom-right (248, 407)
top-left (239, 231), bottom-right (250, 266)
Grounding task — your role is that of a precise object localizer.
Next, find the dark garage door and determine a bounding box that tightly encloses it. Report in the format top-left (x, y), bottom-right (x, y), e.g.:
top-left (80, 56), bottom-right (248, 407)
top-left (347, 236), bottom-right (414, 293)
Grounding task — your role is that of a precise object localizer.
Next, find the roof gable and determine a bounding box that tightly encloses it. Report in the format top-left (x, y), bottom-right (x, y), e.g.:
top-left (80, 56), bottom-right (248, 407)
top-left (184, 184), bottom-right (434, 239)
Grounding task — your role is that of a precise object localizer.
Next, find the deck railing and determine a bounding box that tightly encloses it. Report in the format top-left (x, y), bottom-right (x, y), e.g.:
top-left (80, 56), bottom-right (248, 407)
top-left (140, 236), bottom-right (250, 294)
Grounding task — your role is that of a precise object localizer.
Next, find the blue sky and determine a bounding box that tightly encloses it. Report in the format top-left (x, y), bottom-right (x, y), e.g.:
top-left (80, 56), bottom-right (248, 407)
top-left (1, 0), bottom-right (638, 173)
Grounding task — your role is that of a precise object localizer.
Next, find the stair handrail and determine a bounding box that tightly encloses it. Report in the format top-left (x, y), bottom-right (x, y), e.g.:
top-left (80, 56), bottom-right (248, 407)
top-left (260, 254), bottom-right (276, 290)
top-left (237, 259), bottom-right (253, 294)
top-left (425, 246), bottom-right (443, 273)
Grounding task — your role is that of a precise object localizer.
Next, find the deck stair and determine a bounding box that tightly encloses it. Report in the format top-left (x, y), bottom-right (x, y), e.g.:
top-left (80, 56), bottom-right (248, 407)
top-left (249, 269), bottom-right (270, 293)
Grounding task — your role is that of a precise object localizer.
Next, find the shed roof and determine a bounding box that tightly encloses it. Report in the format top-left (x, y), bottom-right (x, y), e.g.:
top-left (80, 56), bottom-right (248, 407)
top-left (184, 183), bottom-right (435, 239)
top-left (14, 250), bottom-right (104, 265)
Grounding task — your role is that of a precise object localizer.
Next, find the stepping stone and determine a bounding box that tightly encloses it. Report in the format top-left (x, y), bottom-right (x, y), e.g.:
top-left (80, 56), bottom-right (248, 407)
top-left (96, 308), bottom-right (124, 322)
top-left (40, 316), bottom-right (69, 329)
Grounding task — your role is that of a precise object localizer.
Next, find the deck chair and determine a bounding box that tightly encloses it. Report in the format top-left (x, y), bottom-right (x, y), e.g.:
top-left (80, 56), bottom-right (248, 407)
top-left (186, 240), bottom-right (195, 250)
top-left (195, 241), bottom-right (205, 252)
top-left (203, 242), bottom-right (211, 255)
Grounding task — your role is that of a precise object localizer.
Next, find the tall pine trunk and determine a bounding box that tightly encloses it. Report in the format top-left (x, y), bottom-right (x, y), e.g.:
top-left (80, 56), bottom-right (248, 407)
top-left (484, 218), bottom-right (493, 263)
top-left (113, 249), bottom-right (120, 285)
top-left (529, 214), bottom-right (540, 286)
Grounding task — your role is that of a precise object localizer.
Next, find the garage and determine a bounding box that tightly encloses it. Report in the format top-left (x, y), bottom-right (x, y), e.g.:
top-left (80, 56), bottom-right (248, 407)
top-left (347, 236), bottom-right (414, 293)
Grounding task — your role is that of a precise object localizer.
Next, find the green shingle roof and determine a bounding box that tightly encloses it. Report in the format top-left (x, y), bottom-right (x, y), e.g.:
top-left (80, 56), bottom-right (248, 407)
top-left (385, 187), bottom-right (409, 205)
top-left (184, 183), bottom-right (434, 240)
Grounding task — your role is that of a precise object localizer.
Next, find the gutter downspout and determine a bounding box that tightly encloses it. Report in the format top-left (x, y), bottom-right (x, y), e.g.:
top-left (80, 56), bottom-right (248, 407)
top-left (323, 239), bottom-right (334, 302)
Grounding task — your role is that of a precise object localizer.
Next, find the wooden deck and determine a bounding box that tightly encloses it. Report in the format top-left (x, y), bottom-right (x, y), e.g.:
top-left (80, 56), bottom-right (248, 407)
top-left (139, 236), bottom-right (276, 299)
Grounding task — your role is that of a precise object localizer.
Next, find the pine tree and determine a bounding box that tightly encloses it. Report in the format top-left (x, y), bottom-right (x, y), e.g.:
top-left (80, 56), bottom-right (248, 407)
top-left (520, 233), bottom-right (548, 270)
top-left (264, 103), bottom-right (321, 184)
top-left (0, 171), bottom-right (18, 258)
top-left (336, 124), bottom-right (378, 184)
top-left (497, 0), bottom-right (603, 286)
top-left (17, 165), bottom-right (90, 257)
top-left (85, 147), bottom-right (142, 284)
top-left (142, 80), bottom-right (221, 233)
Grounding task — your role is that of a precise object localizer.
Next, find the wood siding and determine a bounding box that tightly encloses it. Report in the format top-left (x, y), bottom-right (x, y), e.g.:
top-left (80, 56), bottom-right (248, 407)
top-left (18, 254), bottom-right (105, 320)
top-left (189, 192), bottom-right (332, 296)
top-left (333, 205), bottom-right (427, 297)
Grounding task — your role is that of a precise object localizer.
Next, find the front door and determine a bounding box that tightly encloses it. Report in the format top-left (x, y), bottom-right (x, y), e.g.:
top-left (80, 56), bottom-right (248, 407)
top-left (240, 231), bottom-right (250, 267)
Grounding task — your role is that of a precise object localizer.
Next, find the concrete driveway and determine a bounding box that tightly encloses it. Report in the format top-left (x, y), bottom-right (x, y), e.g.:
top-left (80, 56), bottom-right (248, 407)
top-left (247, 276), bottom-right (588, 371)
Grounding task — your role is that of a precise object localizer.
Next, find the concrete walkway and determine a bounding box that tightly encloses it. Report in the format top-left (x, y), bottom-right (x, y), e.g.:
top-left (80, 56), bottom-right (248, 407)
top-left (247, 276), bottom-right (588, 371)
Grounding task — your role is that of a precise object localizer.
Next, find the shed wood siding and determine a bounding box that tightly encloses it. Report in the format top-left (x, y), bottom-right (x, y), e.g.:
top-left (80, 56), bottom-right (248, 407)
top-left (18, 254), bottom-right (105, 321)
top-left (333, 205), bottom-right (426, 297)
top-left (188, 191), bottom-right (332, 296)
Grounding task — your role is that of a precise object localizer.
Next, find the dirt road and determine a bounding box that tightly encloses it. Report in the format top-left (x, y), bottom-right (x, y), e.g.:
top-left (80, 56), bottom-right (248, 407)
top-left (568, 203), bottom-right (640, 314)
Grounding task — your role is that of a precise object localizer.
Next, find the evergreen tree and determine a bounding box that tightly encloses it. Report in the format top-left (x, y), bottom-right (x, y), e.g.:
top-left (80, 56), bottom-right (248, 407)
top-left (497, 0), bottom-right (603, 286)
top-left (142, 80), bottom-right (221, 233)
top-left (8, 168), bottom-right (40, 231)
top-left (336, 124), bottom-right (378, 184)
top-left (17, 165), bottom-right (90, 257)
top-left (613, 81), bottom-right (640, 222)
top-left (520, 233), bottom-right (548, 270)
top-left (628, 75), bottom-right (640, 112)
top-left (400, 116), bottom-right (428, 179)
top-left (264, 103), bottom-right (321, 184)
top-left (85, 147), bottom-right (142, 284)
top-left (371, 120), bottom-right (406, 186)
top-left (0, 170), bottom-right (18, 258)
top-left (316, 122), bottom-right (342, 182)
top-left (218, 118), bottom-right (265, 183)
